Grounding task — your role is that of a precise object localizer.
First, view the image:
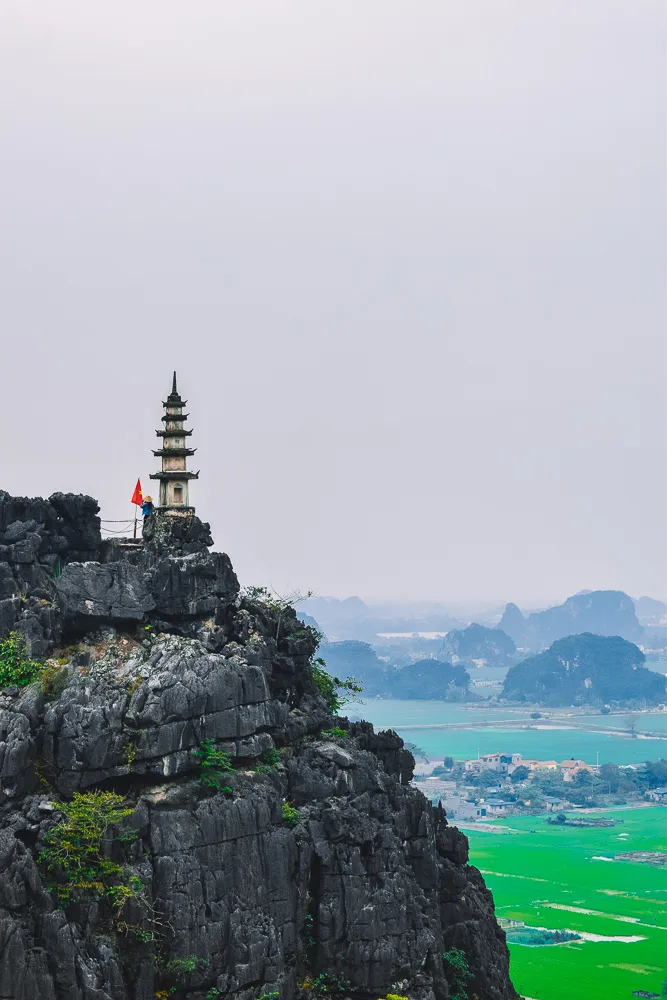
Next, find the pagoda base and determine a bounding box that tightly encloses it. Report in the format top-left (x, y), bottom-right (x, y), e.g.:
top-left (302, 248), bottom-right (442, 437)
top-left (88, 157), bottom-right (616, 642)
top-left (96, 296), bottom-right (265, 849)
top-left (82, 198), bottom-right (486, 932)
top-left (156, 506), bottom-right (195, 517)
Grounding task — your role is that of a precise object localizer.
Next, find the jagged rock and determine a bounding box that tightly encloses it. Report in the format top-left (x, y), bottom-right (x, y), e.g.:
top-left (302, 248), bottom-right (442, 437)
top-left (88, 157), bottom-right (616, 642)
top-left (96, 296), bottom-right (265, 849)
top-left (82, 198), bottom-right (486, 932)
top-left (0, 493), bottom-right (517, 1000)
top-left (143, 548), bottom-right (238, 618)
top-left (0, 710), bottom-right (35, 803)
top-left (0, 491), bottom-right (102, 652)
top-left (55, 561), bottom-right (156, 629)
top-left (141, 509), bottom-right (213, 554)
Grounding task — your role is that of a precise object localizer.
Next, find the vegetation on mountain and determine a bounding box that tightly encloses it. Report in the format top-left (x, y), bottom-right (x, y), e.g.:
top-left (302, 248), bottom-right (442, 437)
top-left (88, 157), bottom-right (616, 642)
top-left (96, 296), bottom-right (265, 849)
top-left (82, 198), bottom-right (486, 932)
top-left (311, 657), bottom-right (363, 712)
top-left (502, 632), bottom-right (665, 706)
top-left (0, 631), bottom-right (42, 687)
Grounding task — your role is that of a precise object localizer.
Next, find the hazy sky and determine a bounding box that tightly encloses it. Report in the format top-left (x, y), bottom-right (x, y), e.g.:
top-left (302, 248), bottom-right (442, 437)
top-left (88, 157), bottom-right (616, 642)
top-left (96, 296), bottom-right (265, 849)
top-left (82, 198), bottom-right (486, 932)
top-left (1, 2), bottom-right (665, 605)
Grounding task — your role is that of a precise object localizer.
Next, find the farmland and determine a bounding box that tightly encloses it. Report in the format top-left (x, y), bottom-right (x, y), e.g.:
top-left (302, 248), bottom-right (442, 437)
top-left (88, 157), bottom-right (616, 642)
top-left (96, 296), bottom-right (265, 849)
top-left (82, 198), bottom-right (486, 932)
top-left (466, 807), bottom-right (667, 1000)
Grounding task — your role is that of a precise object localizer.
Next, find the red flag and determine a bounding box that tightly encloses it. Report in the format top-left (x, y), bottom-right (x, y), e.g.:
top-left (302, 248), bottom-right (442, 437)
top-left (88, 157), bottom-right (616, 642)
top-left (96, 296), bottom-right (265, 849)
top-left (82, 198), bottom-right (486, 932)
top-left (131, 479), bottom-right (143, 506)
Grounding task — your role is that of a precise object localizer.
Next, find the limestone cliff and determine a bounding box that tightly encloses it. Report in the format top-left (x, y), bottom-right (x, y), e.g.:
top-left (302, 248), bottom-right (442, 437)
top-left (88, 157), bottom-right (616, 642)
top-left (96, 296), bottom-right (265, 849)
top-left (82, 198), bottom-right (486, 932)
top-left (0, 492), bottom-right (517, 1000)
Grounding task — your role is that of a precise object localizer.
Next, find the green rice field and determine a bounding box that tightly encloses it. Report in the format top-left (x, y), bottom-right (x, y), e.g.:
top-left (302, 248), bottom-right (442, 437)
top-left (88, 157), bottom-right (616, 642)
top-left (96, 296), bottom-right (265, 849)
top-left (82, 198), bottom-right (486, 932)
top-left (466, 807), bottom-right (667, 1000)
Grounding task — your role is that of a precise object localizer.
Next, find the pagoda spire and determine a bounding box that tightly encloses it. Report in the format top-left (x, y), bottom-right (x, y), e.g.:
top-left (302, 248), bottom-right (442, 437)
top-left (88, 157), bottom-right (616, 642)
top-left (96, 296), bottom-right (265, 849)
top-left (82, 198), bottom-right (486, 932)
top-left (150, 374), bottom-right (199, 510)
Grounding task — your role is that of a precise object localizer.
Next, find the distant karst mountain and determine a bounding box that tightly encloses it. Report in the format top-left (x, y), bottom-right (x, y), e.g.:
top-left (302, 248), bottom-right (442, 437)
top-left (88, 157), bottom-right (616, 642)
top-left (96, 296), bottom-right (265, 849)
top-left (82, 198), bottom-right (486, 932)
top-left (635, 595), bottom-right (667, 625)
top-left (318, 639), bottom-right (385, 689)
top-left (502, 632), bottom-right (666, 706)
top-left (497, 590), bottom-right (643, 650)
top-left (441, 622), bottom-right (516, 666)
top-left (386, 658), bottom-right (470, 700)
top-left (319, 641), bottom-right (470, 699)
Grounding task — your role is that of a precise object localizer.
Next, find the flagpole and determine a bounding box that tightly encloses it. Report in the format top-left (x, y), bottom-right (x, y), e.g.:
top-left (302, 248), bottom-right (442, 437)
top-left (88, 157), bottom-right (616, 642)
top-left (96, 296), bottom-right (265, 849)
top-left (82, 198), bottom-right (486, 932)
top-left (133, 506), bottom-right (137, 540)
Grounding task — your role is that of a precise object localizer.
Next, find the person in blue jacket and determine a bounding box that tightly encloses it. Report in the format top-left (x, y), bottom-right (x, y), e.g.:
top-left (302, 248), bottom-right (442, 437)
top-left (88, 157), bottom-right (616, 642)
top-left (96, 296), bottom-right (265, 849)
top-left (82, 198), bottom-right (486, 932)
top-left (141, 496), bottom-right (154, 518)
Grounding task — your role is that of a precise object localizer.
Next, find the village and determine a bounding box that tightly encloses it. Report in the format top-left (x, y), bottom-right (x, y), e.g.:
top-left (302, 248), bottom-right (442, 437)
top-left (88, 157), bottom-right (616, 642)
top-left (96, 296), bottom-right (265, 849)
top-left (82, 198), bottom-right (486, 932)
top-left (412, 750), bottom-right (667, 821)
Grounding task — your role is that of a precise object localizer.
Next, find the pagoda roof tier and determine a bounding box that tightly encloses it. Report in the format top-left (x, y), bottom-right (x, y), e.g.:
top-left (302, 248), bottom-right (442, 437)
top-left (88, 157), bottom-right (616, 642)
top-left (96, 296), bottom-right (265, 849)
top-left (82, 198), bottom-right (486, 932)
top-left (155, 428), bottom-right (193, 437)
top-left (149, 470), bottom-right (200, 481)
top-left (162, 398), bottom-right (187, 407)
top-left (152, 447), bottom-right (197, 458)
top-left (161, 412), bottom-right (189, 422)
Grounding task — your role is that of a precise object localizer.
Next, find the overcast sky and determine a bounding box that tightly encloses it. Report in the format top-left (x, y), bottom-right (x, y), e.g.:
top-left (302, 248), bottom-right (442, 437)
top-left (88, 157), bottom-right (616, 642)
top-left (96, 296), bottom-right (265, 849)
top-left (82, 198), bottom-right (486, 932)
top-left (1, 2), bottom-right (665, 605)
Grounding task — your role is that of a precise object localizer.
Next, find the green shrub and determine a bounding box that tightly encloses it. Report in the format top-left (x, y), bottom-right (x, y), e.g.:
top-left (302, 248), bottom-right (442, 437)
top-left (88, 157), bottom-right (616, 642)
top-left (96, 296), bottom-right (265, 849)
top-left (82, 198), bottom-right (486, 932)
top-left (262, 748), bottom-right (282, 767)
top-left (282, 802), bottom-right (301, 827)
top-left (38, 660), bottom-right (69, 700)
top-left (123, 739), bottom-right (138, 770)
top-left (165, 955), bottom-right (209, 976)
top-left (0, 632), bottom-right (42, 688)
top-left (310, 972), bottom-right (348, 995)
top-left (193, 739), bottom-right (235, 790)
top-left (442, 948), bottom-right (472, 1000)
top-left (311, 659), bottom-right (362, 714)
top-left (321, 727), bottom-right (349, 739)
top-left (38, 791), bottom-right (140, 908)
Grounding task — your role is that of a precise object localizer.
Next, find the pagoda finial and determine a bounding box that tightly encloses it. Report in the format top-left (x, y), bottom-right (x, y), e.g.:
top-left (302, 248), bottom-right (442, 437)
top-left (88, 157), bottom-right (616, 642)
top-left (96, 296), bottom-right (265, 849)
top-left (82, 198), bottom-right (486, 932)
top-left (172, 371), bottom-right (178, 395)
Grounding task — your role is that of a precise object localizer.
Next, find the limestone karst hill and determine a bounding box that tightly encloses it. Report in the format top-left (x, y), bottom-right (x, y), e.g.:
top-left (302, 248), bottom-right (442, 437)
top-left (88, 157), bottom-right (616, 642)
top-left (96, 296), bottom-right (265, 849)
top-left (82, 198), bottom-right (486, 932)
top-left (0, 491), bottom-right (517, 1000)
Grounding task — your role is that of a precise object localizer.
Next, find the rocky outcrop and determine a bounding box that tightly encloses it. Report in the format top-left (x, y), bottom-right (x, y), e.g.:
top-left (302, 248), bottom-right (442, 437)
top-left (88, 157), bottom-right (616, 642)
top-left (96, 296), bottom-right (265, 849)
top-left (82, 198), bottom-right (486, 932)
top-left (0, 491), bottom-right (102, 656)
top-left (0, 497), bottom-right (517, 1000)
top-left (55, 562), bottom-right (156, 628)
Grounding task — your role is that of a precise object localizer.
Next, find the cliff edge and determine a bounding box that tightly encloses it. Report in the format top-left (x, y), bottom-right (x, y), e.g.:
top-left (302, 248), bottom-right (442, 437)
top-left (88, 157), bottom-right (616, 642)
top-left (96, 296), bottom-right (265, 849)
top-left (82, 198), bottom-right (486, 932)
top-left (0, 492), bottom-right (517, 1000)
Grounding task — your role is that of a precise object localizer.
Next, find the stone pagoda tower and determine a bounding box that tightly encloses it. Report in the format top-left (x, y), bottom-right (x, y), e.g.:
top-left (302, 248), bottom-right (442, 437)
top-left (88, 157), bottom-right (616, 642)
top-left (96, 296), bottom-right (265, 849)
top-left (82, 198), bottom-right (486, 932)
top-left (150, 372), bottom-right (199, 510)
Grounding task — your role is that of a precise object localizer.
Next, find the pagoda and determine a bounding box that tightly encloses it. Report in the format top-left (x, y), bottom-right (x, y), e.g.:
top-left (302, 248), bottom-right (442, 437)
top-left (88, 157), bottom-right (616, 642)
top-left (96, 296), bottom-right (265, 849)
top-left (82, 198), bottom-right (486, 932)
top-left (150, 372), bottom-right (199, 510)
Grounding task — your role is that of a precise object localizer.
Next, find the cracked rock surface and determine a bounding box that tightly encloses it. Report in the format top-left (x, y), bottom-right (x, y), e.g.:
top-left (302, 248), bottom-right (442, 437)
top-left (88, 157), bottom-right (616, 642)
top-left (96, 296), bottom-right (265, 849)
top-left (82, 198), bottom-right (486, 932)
top-left (0, 494), bottom-right (517, 1000)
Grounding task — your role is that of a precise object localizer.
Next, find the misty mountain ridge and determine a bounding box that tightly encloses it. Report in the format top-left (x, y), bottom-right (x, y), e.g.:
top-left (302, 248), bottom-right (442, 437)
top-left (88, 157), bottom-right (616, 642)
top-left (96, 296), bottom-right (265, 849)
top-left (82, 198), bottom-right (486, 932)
top-left (300, 595), bottom-right (463, 642)
top-left (497, 589), bottom-right (643, 650)
top-left (301, 590), bottom-right (657, 656)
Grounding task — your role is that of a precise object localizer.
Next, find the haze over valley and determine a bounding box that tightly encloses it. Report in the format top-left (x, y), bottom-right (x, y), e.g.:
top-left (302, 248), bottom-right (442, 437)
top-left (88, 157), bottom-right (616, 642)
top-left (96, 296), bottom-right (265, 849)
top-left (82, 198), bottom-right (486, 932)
top-left (2, 3), bottom-right (665, 1000)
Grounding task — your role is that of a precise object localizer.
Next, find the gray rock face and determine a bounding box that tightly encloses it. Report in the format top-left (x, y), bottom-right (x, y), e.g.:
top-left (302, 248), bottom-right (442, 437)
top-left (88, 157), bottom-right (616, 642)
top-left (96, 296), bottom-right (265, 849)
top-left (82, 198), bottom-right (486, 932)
top-left (0, 495), bottom-right (517, 1000)
top-left (143, 548), bottom-right (238, 618)
top-left (0, 491), bottom-right (101, 654)
top-left (55, 561), bottom-right (156, 628)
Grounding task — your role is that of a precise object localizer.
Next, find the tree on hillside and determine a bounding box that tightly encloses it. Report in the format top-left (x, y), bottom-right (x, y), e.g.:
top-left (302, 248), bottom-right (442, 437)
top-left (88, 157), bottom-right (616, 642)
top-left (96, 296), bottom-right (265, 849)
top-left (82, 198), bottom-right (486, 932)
top-left (598, 763), bottom-right (621, 792)
top-left (644, 758), bottom-right (667, 788)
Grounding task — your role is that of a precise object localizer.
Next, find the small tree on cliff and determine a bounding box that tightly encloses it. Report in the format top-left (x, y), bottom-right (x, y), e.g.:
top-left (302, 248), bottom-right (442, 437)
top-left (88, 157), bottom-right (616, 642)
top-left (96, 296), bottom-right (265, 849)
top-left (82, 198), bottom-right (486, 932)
top-left (442, 948), bottom-right (472, 1000)
top-left (311, 658), bottom-right (362, 714)
top-left (243, 586), bottom-right (315, 640)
